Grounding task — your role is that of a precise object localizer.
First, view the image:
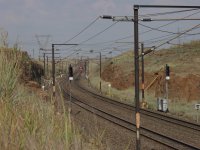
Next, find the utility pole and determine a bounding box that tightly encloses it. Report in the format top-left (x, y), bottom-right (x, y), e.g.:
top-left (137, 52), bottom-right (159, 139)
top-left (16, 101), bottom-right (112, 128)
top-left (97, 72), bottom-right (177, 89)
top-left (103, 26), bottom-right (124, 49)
top-left (140, 43), bottom-right (154, 109)
top-left (52, 43), bottom-right (78, 98)
top-left (99, 52), bottom-right (102, 93)
top-left (101, 4), bottom-right (200, 150)
top-left (141, 43), bottom-right (145, 105)
top-left (43, 53), bottom-right (46, 77)
top-left (134, 5), bottom-right (140, 150)
top-left (60, 57), bottom-right (61, 74)
top-left (52, 44), bottom-right (55, 97)
top-left (46, 56), bottom-right (49, 77)
top-left (165, 64), bottom-right (170, 100)
top-left (62, 60), bottom-right (63, 74)
top-left (85, 59), bottom-right (87, 77)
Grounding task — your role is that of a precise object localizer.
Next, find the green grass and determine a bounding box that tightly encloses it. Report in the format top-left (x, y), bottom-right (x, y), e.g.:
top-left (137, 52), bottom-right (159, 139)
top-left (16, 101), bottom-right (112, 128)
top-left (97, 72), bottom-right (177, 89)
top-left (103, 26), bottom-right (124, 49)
top-left (0, 48), bottom-right (106, 149)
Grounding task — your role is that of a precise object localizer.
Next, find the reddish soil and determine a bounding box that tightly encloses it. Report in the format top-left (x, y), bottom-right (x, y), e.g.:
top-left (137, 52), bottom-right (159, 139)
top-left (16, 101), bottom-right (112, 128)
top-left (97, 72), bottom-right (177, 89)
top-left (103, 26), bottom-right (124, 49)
top-left (101, 64), bottom-right (134, 89)
top-left (102, 64), bottom-right (200, 102)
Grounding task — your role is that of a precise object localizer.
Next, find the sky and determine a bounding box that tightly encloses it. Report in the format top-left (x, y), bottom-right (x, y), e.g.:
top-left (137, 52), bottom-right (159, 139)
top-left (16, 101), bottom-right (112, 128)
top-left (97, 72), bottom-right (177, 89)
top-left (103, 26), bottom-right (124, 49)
top-left (0, 0), bottom-right (200, 58)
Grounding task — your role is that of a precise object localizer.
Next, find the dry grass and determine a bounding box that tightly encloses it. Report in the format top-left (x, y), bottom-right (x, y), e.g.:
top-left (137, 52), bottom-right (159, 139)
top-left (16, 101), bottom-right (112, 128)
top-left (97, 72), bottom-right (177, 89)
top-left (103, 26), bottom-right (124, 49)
top-left (0, 48), bottom-right (75, 149)
top-left (88, 40), bottom-right (200, 122)
top-left (0, 48), bottom-right (105, 149)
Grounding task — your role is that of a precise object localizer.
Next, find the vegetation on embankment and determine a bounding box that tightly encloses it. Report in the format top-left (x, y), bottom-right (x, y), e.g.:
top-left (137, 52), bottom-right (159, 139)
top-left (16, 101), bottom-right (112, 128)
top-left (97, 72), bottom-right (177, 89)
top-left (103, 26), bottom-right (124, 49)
top-left (88, 40), bottom-right (200, 122)
top-left (0, 48), bottom-right (101, 149)
top-left (100, 40), bottom-right (200, 102)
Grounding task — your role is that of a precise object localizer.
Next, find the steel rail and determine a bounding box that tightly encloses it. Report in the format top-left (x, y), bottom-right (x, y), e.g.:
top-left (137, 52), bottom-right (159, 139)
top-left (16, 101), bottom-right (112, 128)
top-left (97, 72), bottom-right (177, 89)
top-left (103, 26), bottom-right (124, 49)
top-left (74, 80), bottom-right (200, 132)
top-left (59, 79), bottom-right (199, 150)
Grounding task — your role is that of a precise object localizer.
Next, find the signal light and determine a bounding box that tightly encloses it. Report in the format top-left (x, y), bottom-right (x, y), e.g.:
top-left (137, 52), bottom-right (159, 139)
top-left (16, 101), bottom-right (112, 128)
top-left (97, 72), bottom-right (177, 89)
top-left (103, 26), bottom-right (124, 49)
top-left (165, 64), bottom-right (170, 80)
top-left (68, 64), bottom-right (73, 77)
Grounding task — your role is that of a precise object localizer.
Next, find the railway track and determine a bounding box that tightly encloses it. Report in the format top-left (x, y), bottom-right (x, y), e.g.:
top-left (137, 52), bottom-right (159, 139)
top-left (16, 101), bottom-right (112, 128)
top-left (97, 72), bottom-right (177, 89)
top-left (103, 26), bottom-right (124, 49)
top-left (59, 78), bottom-right (200, 149)
top-left (75, 80), bottom-right (200, 132)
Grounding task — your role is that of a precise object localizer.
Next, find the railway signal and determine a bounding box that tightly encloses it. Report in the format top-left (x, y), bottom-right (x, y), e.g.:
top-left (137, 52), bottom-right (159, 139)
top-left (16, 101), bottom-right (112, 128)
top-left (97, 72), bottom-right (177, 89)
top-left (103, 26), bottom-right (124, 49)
top-left (68, 64), bottom-right (73, 81)
top-left (166, 64), bottom-right (170, 80)
top-left (51, 43), bottom-right (78, 97)
top-left (102, 4), bottom-right (200, 150)
top-left (68, 64), bottom-right (73, 115)
top-left (165, 64), bottom-right (170, 113)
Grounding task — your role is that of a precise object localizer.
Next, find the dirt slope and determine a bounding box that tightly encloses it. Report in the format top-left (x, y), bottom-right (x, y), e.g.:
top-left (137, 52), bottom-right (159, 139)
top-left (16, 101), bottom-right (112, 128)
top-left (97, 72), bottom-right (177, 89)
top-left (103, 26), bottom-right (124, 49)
top-left (101, 41), bottom-right (200, 102)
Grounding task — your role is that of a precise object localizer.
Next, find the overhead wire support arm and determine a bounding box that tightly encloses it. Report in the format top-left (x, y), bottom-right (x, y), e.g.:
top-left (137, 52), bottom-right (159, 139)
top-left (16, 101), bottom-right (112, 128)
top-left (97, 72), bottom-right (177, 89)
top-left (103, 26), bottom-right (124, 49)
top-left (102, 5), bottom-right (200, 150)
top-left (143, 18), bottom-right (200, 21)
top-left (101, 15), bottom-right (200, 22)
top-left (139, 23), bottom-right (200, 57)
top-left (137, 5), bottom-right (200, 9)
top-left (51, 43), bottom-right (78, 97)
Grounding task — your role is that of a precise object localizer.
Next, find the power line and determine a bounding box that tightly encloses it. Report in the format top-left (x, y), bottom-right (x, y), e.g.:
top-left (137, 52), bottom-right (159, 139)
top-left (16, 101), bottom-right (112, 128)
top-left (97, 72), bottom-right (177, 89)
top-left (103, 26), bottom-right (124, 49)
top-left (63, 21), bottom-right (119, 52)
top-left (139, 22), bottom-right (200, 35)
top-left (80, 21), bottom-right (118, 44)
top-left (140, 8), bottom-right (199, 17)
top-left (63, 17), bottom-right (100, 43)
top-left (155, 23), bottom-right (200, 49)
top-left (144, 29), bottom-right (200, 46)
top-left (143, 33), bottom-right (175, 44)
top-left (140, 9), bottom-right (200, 35)
top-left (76, 10), bottom-right (200, 48)
top-left (62, 10), bottom-right (200, 59)
top-left (139, 25), bottom-right (200, 56)
top-left (80, 35), bottom-right (133, 46)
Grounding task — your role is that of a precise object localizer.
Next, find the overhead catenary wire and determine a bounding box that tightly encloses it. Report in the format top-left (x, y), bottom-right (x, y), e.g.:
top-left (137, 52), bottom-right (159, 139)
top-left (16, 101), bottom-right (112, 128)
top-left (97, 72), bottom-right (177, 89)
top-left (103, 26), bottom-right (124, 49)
top-left (154, 23), bottom-right (200, 50)
top-left (139, 8), bottom-right (199, 17)
top-left (63, 17), bottom-right (100, 44)
top-left (61, 21), bottom-right (119, 55)
top-left (139, 22), bottom-right (200, 36)
top-left (79, 35), bottom-right (133, 46)
top-left (77, 9), bottom-right (200, 48)
top-left (79, 21), bottom-right (118, 44)
top-left (144, 29), bottom-right (200, 46)
top-left (140, 9), bottom-right (200, 35)
top-left (60, 9), bottom-right (200, 61)
top-left (141, 23), bottom-right (200, 57)
top-left (143, 33), bottom-right (176, 44)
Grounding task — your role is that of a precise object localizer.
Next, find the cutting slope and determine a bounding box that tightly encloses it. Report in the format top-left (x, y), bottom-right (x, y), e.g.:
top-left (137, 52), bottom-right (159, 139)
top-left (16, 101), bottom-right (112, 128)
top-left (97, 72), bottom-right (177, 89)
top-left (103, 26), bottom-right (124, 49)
top-left (101, 40), bottom-right (200, 102)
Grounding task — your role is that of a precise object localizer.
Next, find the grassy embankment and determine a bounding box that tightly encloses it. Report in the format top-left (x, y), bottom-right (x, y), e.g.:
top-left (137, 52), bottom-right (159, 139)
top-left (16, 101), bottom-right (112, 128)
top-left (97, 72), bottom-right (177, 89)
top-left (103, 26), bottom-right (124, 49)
top-left (88, 41), bottom-right (200, 122)
top-left (0, 48), bottom-right (106, 149)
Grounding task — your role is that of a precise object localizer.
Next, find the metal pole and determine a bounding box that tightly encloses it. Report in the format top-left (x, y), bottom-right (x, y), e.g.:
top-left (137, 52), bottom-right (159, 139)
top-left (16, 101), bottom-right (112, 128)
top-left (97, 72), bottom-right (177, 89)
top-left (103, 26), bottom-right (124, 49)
top-left (166, 80), bottom-right (168, 100)
top-left (62, 61), bottom-right (63, 73)
top-left (51, 43), bottom-right (77, 98)
top-left (137, 5), bottom-right (200, 9)
top-left (43, 53), bottom-right (46, 77)
top-left (69, 80), bottom-right (72, 113)
top-left (52, 44), bottom-right (55, 97)
top-left (88, 57), bottom-right (90, 86)
top-left (46, 56), bottom-right (48, 77)
top-left (165, 65), bottom-right (169, 100)
top-left (134, 5), bottom-right (140, 150)
top-left (141, 43), bottom-right (145, 102)
top-left (85, 60), bottom-right (87, 78)
top-left (100, 52), bottom-right (102, 93)
top-left (59, 57), bottom-right (61, 74)
top-left (66, 62), bottom-right (68, 74)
